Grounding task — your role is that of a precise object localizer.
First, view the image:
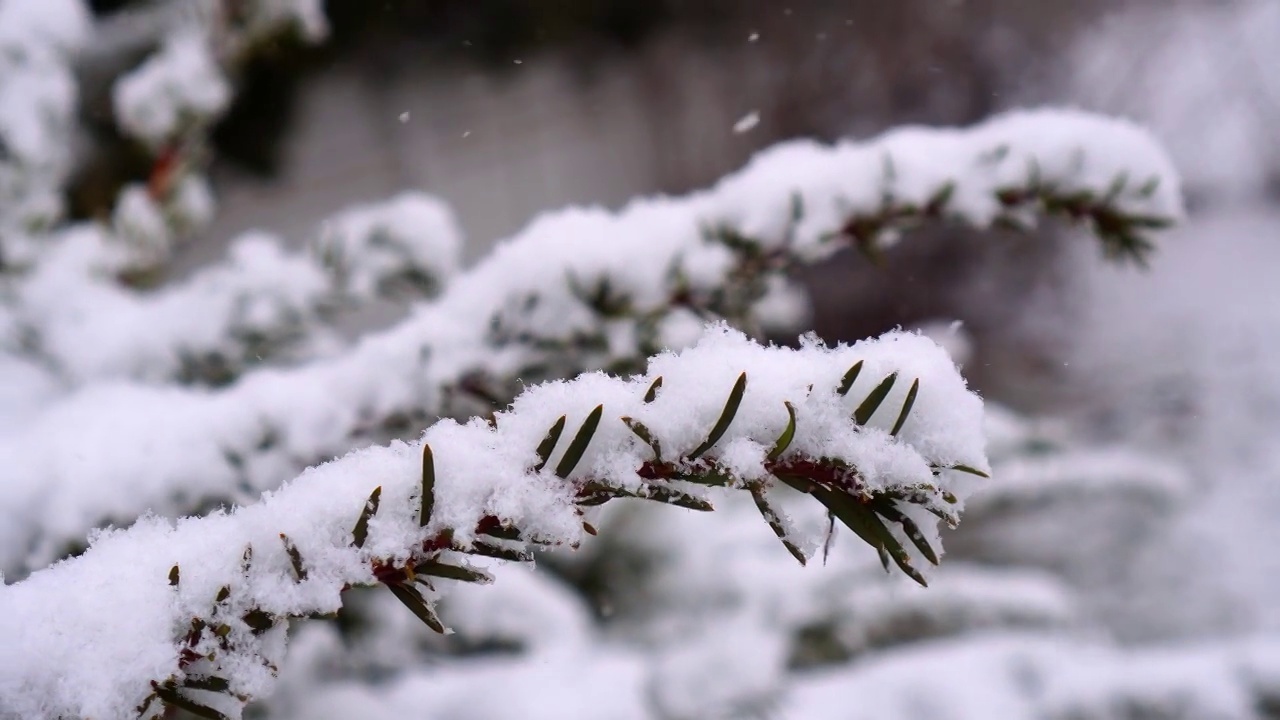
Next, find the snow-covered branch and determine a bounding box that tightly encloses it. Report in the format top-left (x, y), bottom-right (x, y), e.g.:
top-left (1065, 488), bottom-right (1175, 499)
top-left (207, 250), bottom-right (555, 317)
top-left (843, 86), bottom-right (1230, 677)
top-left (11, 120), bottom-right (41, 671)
top-left (482, 399), bottom-right (1185, 716)
top-left (0, 0), bottom-right (91, 236)
top-left (0, 1), bottom-right (323, 273)
top-left (315, 192), bottom-right (462, 302)
top-left (12, 192), bottom-right (460, 385)
top-left (0, 325), bottom-right (988, 720)
top-left (0, 108), bottom-right (1181, 575)
top-left (91, 0), bottom-right (329, 264)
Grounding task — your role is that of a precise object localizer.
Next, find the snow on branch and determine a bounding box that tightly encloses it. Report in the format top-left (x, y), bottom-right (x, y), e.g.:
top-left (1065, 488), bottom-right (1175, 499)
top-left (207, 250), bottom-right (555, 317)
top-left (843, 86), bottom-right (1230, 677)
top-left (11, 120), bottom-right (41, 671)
top-left (787, 632), bottom-right (1280, 719)
top-left (946, 407), bottom-right (1191, 593)
top-left (113, 30), bottom-right (231, 149)
top-left (710, 107), bottom-right (1182, 264)
top-left (12, 193), bottom-right (461, 385)
top-left (0, 0), bottom-right (91, 234)
top-left (315, 191), bottom-right (462, 301)
top-left (0, 108), bottom-right (1181, 575)
top-left (85, 0), bottom-right (330, 267)
top-left (0, 325), bottom-right (987, 720)
top-left (110, 0), bottom-right (329, 148)
top-left (108, 0), bottom-right (328, 149)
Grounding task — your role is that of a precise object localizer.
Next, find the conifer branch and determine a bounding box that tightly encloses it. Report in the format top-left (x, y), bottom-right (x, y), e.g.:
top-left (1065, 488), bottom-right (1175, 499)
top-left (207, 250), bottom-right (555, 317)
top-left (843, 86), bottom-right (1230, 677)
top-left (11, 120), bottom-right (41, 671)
top-left (0, 328), bottom-right (987, 719)
top-left (0, 109), bottom-right (1181, 578)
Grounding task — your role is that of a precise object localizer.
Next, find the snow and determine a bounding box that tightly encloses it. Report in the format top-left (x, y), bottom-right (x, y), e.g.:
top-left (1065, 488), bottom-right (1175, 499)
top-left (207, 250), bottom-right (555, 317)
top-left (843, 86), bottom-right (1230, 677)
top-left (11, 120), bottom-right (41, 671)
top-left (648, 615), bottom-right (788, 719)
top-left (1066, 0), bottom-right (1280, 199)
top-left (112, 31), bottom-right (231, 146)
top-left (111, 184), bottom-right (174, 263)
top-left (1, 2), bottom-right (1266, 709)
top-left (0, 100), bottom-right (1194, 718)
top-left (264, 602), bottom-right (1280, 720)
top-left (733, 110), bottom-right (761, 134)
top-left (315, 192), bottom-right (463, 300)
top-left (0, 355), bottom-right (60, 435)
top-left (441, 562), bottom-right (595, 653)
top-left (267, 631), bottom-right (1280, 720)
top-left (785, 633), bottom-right (1280, 720)
top-left (1065, 205), bottom-right (1280, 637)
top-left (0, 325), bottom-right (986, 719)
top-left (709, 108), bottom-right (1180, 258)
top-left (0, 0), bottom-right (89, 52)
top-left (0, 0), bottom-right (91, 231)
top-left (0, 108), bottom-right (1180, 579)
top-left (169, 174), bottom-right (218, 231)
top-left (282, 650), bottom-right (650, 720)
top-left (10, 193), bottom-right (460, 386)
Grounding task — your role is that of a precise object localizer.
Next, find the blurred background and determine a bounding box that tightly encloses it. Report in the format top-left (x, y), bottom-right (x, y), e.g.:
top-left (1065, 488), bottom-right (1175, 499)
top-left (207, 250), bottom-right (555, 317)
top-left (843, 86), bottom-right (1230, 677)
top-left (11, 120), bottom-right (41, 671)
top-left (24, 0), bottom-right (1280, 716)
top-left (74, 0), bottom-right (1280, 403)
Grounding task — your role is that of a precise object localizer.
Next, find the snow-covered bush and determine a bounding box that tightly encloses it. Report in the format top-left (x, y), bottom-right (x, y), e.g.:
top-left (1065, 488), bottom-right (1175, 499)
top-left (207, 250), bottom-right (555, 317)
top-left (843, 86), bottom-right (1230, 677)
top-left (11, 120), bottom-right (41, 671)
top-left (13, 192), bottom-right (461, 386)
top-left (0, 0), bottom-right (91, 235)
top-left (2, 324), bottom-right (995, 718)
top-left (0, 106), bottom-right (1183, 579)
top-left (2, 4), bottom-right (1239, 720)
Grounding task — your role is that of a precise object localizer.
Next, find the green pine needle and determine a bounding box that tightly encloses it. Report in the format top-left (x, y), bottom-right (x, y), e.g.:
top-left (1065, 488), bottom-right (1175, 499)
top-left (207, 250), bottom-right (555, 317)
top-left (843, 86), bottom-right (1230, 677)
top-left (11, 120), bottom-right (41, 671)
top-left (767, 402), bottom-right (797, 461)
top-left (533, 416), bottom-right (567, 472)
top-left (351, 486), bottom-right (382, 549)
top-left (689, 372), bottom-right (747, 459)
top-left (890, 378), bottom-right (919, 437)
top-left (854, 373), bottom-right (897, 426)
top-left (385, 582), bottom-right (446, 634)
top-left (420, 444), bottom-right (436, 527)
top-left (555, 406), bottom-right (603, 479)
top-left (837, 361), bottom-right (863, 396)
top-left (644, 376), bottom-right (663, 403)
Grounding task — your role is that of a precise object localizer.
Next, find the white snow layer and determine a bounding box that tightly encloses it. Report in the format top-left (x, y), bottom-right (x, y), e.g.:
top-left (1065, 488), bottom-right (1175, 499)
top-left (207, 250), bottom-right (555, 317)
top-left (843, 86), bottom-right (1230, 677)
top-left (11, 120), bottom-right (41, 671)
top-left (785, 632), bottom-right (1280, 720)
top-left (0, 0), bottom-right (91, 230)
top-left (0, 325), bottom-right (987, 720)
top-left (265, 608), bottom-right (1280, 720)
top-left (108, 0), bottom-right (330, 148)
top-left (11, 192), bottom-right (461, 385)
top-left (112, 31), bottom-right (231, 146)
top-left (0, 108), bottom-right (1181, 576)
top-left (315, 191), bottom-right (464, 299)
